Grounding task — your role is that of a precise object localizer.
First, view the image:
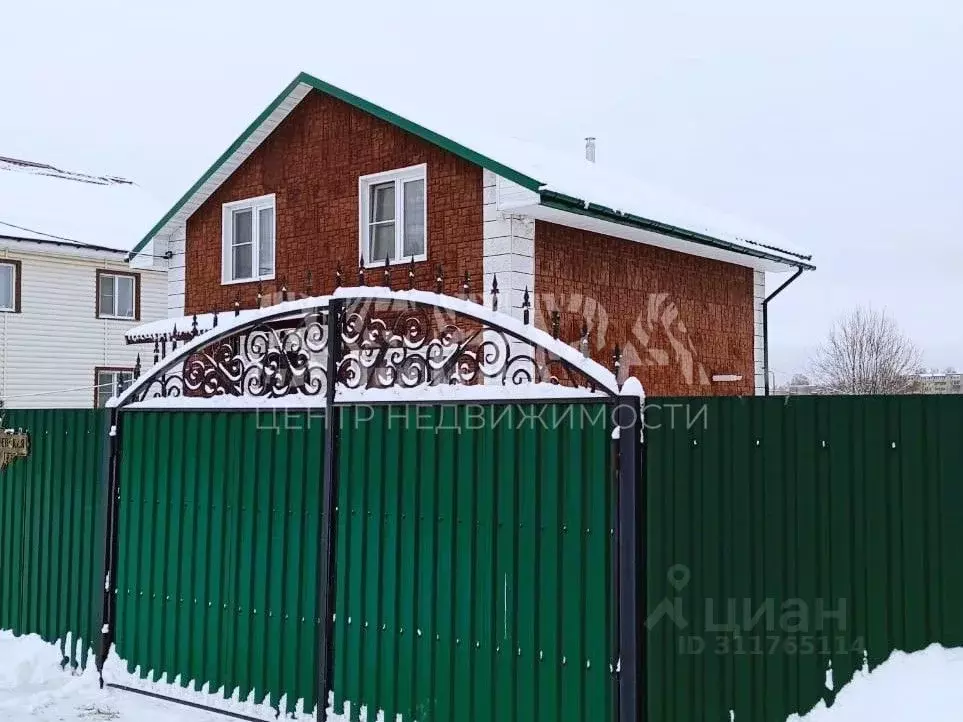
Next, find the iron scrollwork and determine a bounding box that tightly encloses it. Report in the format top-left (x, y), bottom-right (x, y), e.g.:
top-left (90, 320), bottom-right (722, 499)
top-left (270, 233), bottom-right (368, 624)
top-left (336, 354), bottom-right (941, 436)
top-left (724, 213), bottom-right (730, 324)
top-left (124, 293), bottom-right (616, 406)
top-left (128, 310), bottom-right (330, 403)
top-left (336, 297), bottom-right (611, 394)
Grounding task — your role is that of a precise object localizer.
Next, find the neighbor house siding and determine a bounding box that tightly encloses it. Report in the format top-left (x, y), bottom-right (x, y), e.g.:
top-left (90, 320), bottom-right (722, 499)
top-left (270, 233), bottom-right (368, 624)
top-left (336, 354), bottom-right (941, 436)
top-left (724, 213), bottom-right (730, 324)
top-left (534, 221), bottom-right (755, 396)
top-left (182, 91), bottom-right (483, 314)
top-left (0, 250), bottom-right (166, 408)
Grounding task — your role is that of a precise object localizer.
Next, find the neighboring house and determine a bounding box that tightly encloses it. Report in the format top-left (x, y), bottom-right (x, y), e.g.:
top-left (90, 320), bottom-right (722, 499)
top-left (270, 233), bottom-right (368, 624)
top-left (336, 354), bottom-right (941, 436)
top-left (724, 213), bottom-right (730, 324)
top-left (127, 72), bottom-right (814, 396)
top-left (0, 156), bottom-right (167, 408)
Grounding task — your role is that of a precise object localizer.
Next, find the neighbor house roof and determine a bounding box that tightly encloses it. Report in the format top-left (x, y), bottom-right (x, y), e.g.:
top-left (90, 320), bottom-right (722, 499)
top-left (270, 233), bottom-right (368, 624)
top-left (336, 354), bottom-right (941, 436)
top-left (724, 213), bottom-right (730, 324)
top-left (129, 71), bottom-right (814, 271)
top-left (0, 155), bottom-right (163, 255)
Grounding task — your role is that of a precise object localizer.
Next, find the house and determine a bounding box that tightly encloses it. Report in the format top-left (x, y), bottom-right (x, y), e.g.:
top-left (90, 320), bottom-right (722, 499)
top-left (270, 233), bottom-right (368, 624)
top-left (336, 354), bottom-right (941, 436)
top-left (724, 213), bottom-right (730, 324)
top-left (126, 72), bottom-right (814, 396)
top-left (0, 156), bottom-right (167, 408)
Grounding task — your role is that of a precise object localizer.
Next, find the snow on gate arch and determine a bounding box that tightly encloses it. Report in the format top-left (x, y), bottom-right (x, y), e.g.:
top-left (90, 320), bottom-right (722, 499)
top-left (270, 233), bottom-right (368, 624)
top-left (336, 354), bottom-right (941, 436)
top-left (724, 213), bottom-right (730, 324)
top-left (113, 286), bottom-right (641, 409)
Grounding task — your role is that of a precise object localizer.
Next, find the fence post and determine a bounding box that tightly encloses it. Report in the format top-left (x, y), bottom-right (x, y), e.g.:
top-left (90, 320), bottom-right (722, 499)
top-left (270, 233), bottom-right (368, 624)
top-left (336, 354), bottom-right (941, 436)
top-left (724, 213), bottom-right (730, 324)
top-left (317, 299), bottom-right (343, 720)
top-left (616, 395), bottom-right (644, 722)
top-left (95, 408), bottom-right (123, 685)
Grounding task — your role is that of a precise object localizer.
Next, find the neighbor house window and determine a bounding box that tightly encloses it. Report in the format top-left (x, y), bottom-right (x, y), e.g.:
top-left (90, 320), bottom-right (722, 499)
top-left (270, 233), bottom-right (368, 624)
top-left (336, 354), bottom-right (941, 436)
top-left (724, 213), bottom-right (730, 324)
top-left (359, 165), bottom-right (426, 265)
top-left (222, 194), bottom-right (275, 283)
top-left (0, 261), bottom-right (20, 312)
top-left (96, 271), bottom-right (138, 319)
top-left (94, 368), bottom-right (134, 407)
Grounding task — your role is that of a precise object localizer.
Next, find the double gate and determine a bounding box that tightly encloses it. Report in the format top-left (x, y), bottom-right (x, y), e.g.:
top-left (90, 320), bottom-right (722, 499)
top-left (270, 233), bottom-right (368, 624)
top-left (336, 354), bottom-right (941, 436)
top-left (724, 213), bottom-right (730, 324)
top-left (98, 288), bottom-right (645, 722)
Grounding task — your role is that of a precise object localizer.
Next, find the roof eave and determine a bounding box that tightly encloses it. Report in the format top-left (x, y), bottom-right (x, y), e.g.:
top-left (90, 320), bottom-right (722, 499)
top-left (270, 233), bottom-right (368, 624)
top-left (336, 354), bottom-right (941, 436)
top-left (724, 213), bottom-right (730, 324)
top-left (0, 233), bottom-right (129, 257)
top-left (538, 190), bottom-right (816, 271)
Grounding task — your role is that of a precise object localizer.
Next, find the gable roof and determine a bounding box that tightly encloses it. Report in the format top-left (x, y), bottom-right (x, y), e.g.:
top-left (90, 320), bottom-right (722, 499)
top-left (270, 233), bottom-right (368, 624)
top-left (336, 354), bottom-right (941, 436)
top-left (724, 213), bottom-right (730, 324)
top-left (0, 156), bottom-right (163, 255)
top-left (129, 71), bottom-right (814, 270)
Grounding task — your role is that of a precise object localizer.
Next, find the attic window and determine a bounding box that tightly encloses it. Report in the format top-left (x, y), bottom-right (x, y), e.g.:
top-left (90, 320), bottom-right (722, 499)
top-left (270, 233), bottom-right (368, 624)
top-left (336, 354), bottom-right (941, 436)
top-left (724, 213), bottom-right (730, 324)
top-left (97, 270), bottom-right (139, 320)
top-left (222, 194), bottom-right (276, 283)
top-left (359, 165), bottom-right (426, 266)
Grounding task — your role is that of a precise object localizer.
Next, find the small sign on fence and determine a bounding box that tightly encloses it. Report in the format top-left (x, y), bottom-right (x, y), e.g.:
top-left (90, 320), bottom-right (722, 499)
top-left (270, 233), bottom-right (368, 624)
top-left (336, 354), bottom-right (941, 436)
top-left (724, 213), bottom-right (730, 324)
top-left (0, 428), bottom-right (30, 470)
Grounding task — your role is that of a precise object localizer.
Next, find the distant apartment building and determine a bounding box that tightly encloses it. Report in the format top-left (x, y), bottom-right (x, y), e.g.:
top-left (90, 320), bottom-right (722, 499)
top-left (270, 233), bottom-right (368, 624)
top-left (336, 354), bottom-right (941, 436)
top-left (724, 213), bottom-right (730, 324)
top-left (916, 372), bottom-right (963, 394)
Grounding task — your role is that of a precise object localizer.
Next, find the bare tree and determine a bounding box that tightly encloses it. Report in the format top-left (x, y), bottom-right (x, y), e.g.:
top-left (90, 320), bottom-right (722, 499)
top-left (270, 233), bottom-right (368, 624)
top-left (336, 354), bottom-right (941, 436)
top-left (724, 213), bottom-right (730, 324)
top-left (811, 307), bottom-right (922, 394)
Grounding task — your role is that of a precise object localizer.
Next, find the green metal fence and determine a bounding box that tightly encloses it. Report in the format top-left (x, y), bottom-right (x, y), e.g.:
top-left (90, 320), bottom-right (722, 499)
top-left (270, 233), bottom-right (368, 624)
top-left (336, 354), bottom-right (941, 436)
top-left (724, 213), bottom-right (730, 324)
top-left (644, 394), bottom-right (963, 722)
top-left (0, 408), bottom-right (106, 668)
top-left (111, 403), bottom-right (616, 721)
top-left (115, 410), bottom-right (325, 713)
top-left (332, 403), bottom-right (615, 722)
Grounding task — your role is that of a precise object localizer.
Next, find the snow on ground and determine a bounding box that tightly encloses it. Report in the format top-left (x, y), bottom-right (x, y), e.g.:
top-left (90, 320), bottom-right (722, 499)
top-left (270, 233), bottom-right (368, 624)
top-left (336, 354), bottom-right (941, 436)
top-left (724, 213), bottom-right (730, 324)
top-left (0, 631), bottom-right (225, 721)
top-left (789, 644), bottom-right (963, 721)
top-left (5, 630), bottom-right (963, 721)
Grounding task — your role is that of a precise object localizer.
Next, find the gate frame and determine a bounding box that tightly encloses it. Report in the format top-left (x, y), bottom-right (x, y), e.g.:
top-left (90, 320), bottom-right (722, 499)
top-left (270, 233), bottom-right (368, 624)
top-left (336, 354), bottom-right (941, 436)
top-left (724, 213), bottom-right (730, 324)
top-left (97, 287), bottom-right (642, 722)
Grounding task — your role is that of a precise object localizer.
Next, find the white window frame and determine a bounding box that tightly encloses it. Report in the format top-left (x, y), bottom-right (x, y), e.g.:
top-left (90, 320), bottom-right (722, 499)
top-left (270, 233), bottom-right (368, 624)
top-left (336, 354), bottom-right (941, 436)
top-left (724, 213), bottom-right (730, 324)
top-left (95, 369), bottom-right (134, 407)
top-left (97, 272), bottom-right (137, 320)
top-left (358, 164), bottom-right (427, 268)
top-left (0, 261), bottom-right (16, 312)
top-left (221, 193), bottom-right (276, 285)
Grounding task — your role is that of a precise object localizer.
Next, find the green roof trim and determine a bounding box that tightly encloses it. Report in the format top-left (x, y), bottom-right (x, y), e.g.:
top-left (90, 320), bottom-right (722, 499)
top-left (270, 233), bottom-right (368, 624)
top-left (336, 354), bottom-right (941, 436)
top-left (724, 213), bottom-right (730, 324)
top-left (129, 72), bottom-right (543, 258)
top-left (538, 190), bottom-right (816, 270)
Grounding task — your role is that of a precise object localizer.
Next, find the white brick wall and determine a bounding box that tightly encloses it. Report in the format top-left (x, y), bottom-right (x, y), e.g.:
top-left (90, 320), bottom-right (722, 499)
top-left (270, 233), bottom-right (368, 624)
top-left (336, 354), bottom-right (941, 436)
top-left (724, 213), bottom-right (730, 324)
top-left (167, 225), bottom-right (187, 316)
top-left (482, 170), bottom-right (536, 321)
top-left (754, 270), bottom-right (766, 395)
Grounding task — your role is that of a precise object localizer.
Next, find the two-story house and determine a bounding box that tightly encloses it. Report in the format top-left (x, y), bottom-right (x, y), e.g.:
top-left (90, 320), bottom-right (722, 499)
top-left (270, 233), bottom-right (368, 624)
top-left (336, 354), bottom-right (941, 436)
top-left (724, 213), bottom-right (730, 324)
top-left (0, 156), bottom-right (167, 407)
top-left (127, 72), bottom-right (813, 396)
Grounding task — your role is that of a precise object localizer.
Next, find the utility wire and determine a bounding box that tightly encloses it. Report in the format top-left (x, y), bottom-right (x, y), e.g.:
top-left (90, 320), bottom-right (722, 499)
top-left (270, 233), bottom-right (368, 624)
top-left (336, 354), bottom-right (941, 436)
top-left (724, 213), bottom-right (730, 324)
top-left (0, 219), bottom-right (173, 260)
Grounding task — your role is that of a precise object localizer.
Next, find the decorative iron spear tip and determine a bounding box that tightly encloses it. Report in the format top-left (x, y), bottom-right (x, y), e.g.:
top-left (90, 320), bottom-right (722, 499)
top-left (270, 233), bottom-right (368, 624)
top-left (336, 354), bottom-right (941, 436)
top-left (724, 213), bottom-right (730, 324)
top-left (281, 280), bottom-right (288, 303)
top-left (212, 308), bottom-right (219, 328)
top-left (171, 326), bottom-right (178, 351)
top-left (383, 255), bottom-right (391, 288)
top-left (134, 354), bottom-right (141, 379)
top-left (435, 264), bottom-right (443, 294)
top-left (234, 297), bottom-right (241, 317)
top-left (580, 319), bottom-right (589, 357)
top-left (551, 310), bottom-right (561, 339)
top-left (408, 256), bottom-right (415, 290)
top-left (335, 264), bottom-right (343, 288)
top-left (522, 286), bottom-right (531, 325)
top-left (152, 338), bottom-right (159, 364)
top-left (257, 280), bottom-right (263, 308)
top-left (191, 314), bottom-right (198, 337)
top-left (491, 274), bottom-right (499, 312)
top-left (462, 269), bottom-right (470, 300)
top-left (358, 255), bottom-right (366, 286)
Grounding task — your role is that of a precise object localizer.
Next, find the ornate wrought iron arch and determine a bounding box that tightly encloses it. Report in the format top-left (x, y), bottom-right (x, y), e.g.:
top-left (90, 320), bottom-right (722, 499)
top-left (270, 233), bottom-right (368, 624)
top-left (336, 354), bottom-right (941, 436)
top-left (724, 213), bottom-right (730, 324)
top-left (115, 288), bottom-right (621, 407)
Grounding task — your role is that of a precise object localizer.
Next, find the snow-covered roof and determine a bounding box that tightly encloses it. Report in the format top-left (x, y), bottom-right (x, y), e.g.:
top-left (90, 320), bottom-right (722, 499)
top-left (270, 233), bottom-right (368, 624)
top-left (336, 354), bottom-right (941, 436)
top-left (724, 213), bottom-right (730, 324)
top-left (129, 71), bottom-right (813, 270)
top-left (0, 155), bottom-right (164, 255)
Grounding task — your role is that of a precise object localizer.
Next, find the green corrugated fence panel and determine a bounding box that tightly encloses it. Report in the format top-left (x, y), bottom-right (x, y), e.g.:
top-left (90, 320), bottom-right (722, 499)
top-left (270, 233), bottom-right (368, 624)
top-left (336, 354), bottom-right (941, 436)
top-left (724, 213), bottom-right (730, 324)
top-left (330, 402), bottom-right (615, 722)
top-left (644, 394), bottom-right (963, 722)
top-left (0, 409), bottom-right (106, 667)
top-left (116, 410), bottom-right (324, 715)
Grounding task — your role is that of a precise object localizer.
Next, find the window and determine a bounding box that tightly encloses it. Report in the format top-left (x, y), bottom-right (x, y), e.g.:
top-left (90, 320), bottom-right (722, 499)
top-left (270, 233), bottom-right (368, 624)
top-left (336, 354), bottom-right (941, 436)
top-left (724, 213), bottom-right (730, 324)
top-left (359, 165), bottom-right (426, 265)
top-left (0, 261), bottom-right (19, 312)
top-left (222, 194), bottom-right (275, 283)
top-left (94, 368), bottom-right (134, 407)
top-left (97, 271), bottom-right (138, 319)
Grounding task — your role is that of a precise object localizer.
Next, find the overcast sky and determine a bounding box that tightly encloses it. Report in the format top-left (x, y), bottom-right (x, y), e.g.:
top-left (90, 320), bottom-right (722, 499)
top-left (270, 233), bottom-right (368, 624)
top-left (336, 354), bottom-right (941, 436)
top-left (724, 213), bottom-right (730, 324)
top-left (2, 0), bottom-right (960, 382)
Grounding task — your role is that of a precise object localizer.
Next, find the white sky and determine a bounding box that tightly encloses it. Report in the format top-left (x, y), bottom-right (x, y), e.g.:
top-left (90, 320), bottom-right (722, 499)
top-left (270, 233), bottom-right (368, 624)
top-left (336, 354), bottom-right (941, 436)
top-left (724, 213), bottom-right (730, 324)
top-left (2, 0), bottom-right (960, 381)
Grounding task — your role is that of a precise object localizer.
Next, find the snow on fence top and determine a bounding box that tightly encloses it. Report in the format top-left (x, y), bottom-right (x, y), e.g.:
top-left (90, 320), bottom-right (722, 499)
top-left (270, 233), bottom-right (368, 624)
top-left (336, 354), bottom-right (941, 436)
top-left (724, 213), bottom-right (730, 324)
top-left (115, 287), bottom-right (640, 408)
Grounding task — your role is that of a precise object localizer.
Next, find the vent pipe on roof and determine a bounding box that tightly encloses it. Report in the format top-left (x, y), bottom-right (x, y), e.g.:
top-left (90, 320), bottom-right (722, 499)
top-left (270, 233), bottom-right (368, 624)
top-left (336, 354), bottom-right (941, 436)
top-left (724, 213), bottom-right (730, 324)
top-left (585, 137), bottom-right (596, 163)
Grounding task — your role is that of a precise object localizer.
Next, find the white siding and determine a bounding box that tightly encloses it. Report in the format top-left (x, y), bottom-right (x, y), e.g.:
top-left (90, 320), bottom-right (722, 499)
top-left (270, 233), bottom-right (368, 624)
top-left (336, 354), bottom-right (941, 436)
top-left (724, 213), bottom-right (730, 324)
top-left (754, 270), bottom-right (766, 395)
top-left (0, 249), bottom-right (166, 408)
